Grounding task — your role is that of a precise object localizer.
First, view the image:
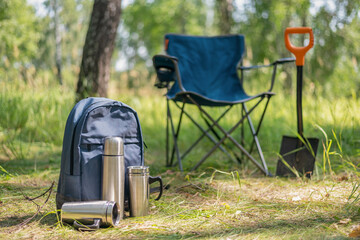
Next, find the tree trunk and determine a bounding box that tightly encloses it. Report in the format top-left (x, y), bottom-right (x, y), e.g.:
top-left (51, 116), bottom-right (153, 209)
top-left (76, 0), bottom-right (122, 101)
top-left (216, 0), bottom-right (233, 35)
top-left (54, 0), bottom-right (62, 85)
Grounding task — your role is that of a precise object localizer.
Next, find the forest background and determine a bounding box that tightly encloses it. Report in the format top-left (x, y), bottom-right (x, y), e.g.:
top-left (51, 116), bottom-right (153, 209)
top-left (2, 0), bottom-right (359, 96)
top-left (1, 0), bottom-right (358, 167)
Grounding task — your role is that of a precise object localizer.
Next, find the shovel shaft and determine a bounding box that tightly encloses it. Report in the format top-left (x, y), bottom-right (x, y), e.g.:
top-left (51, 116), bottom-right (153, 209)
top-left (296, 66), bottom-right (304, 137)
top-left (284, 27), bottom-right (314, 137)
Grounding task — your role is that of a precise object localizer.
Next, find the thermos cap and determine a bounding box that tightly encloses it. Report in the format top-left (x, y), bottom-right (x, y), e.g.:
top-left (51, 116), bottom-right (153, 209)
top-left (61, 200), bottom-right (120, 228)
top-left (128, 166), bottom-right (149, 174)
top-left (104, 137), bottom-right (124, 156)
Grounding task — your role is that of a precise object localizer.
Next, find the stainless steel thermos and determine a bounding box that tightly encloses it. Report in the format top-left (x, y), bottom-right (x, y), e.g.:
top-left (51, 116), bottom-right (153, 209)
top-left (102, 137), bottom-right (125, 219)
top-left (128, 166), bottom-right (163, 217)
top-left (61, 201), bottom-right (120, 230)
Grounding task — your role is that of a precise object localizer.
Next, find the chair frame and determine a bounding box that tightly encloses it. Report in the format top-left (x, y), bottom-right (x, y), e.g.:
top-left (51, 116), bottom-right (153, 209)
top-left (154, 53), bottom-right (294, 175)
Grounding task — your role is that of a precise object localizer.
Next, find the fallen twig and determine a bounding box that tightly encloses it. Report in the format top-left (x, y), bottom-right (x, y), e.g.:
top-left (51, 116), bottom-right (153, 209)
top-left (13, 181), bottom-right (55, 231)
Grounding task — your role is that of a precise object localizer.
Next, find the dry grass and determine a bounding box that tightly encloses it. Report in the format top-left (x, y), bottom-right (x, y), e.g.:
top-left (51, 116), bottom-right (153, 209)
top-left (1, 167), bottom-right (359, 239)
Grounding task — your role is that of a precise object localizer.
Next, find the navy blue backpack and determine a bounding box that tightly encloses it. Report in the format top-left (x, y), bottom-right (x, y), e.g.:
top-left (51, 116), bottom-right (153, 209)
top-left (56, 97), bottom-right (144, 209)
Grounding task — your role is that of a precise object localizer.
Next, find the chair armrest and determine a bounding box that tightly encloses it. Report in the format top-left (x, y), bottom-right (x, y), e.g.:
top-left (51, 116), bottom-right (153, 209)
top-left (238, 57), bottom-right (295, 71)
top-left (152, 55), bottom-right (178, 89)
top-left (238, 57), bottom-right (295, 92)
top-left (239, 63), bottom-right (272, 71)
top-left (274, 57), bottom-right (295, 64)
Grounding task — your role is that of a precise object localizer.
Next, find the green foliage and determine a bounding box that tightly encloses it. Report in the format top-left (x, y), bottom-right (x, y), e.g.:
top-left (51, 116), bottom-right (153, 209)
top-left (237, 0), bottom-right (310, 62)
top-left (346, 181), bottom-right (360, 211)
top-left (2, 0), bottom-right (358, 98)
top-left (118, 0), bottom-right (360, 98)
top-left (0, 92), bottom-right (29, 131)
top-left (36, 0), bottom-right (92, 70)
top-left (237, 0), bottom-right (360, 96)
top-left (0, 0), bottom-right (40, 77)
top-left (0, 0), bottom-right (92, 84)
top-left (0, 80), bottom-right (74, 159)
top-left (120, 0), bottom-right (208, 68)
top-left (310, 1), bottom-right (360, 86)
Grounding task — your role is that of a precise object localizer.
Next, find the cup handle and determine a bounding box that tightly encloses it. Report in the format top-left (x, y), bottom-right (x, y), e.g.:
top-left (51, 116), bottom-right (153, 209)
top-left (73, 218), bottom-right (101, 231)
top-left (149, 176), bottom-right (163, 200)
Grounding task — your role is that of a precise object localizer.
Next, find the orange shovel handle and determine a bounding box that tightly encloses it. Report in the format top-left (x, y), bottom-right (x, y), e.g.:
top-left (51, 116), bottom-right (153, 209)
top-left (284, 27), bottom-right (314, 66)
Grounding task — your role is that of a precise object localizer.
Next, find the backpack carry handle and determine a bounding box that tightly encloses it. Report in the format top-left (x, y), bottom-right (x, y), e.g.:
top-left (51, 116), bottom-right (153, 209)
top-left (284, 27), bottom-right (314, 66)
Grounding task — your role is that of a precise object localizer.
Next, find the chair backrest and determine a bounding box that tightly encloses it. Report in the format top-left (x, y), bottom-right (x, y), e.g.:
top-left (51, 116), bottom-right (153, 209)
top-left (165, 34), bottom-right (246, 101)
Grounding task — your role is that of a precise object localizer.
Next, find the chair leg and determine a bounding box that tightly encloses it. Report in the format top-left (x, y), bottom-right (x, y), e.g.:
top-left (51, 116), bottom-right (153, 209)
top-left (191, 117), bottom-right (268, 174)
top-left (167, 100), bottom-right (183, 171)
top-left (166, 99), bottom-right (170, 166)
top-left (169, 101), bottom-right (185, 165)
top-left (242, 103), bottom-right (269, 176)
top-left (200, 112), bottom-right (242, 164)
top-left (187, 95), bottom-right (269, 175)
top-left (172, 102), bottom-right (239, 165)
top-left (248, 96), bottom-right (271, 155)
top-left (240, 105), bottom-right (245, 162)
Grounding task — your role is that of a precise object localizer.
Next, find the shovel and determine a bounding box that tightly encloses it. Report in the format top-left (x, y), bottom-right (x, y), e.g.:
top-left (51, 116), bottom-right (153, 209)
top-left (276, 27), bottom-right (319, 178)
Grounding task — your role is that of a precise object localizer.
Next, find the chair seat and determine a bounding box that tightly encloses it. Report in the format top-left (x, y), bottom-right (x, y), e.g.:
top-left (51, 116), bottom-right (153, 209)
top-left (167, 91), bottom-right (275, 107)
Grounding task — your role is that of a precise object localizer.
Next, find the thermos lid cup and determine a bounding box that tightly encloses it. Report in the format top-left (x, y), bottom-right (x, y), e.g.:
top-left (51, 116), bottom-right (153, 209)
top-left (104, 137), bottom-right (124, 156)
top-left (128, 166), bottom-right (149, 174)
top-left (61, 201), bottom-right (120, 228)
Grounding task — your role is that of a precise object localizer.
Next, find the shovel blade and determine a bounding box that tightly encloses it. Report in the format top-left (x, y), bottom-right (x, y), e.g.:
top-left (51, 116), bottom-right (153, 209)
top-left (276, 135), bottom-right (319, 177)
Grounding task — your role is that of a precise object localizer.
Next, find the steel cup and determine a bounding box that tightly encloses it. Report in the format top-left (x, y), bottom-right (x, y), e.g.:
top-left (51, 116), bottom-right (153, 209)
top-left (128, 166), bottom-right (163, 217)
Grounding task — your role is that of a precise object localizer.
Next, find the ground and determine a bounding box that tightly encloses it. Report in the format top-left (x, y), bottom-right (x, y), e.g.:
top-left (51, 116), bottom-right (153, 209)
top-left (1, 167), bottom-right (359, 239)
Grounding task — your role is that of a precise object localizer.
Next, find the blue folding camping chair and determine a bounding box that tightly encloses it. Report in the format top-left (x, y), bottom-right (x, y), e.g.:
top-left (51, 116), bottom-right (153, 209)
top-left (153, 34), bottom-right (294, 175)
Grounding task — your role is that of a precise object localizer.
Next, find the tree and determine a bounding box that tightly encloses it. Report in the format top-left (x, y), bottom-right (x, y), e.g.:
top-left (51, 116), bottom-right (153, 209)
top-left (76, 0), bottom-right (122, 101)
top-left (118, 0), bottom-right (207, 88)
top-left (35, 0), bottom-right (92, 85)
top-left (237, 0), bottom-right (360, 96)
top-left (215, 0), bottom-right (234, 34)
top-left (53, 0), bottom-right (62, 85)
top-left (236, 0), bottom-right (310, 91)
top-left (309, 0), bottom-right (360, 95)
top-left (0, 0), bottom-right (40, 81)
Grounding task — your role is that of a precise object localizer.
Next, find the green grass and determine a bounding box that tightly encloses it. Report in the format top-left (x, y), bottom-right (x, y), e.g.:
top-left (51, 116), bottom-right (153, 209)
top-left (0, 77), bottom-right (359, 239)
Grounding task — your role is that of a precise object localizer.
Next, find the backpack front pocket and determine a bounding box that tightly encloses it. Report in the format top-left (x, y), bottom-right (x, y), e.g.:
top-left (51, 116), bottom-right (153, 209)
top-left (80, 137), bottom-right (104, 200)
